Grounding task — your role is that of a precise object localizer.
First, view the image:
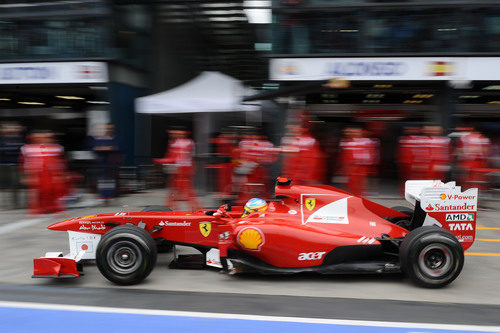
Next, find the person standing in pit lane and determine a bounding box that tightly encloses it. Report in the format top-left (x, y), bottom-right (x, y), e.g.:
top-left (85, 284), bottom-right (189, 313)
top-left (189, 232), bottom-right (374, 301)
top-left (423, 125), bottom-right (451, 181)
top-left (280, 123), bottom-right (323, 185)
top-left (89, 124), bottom-right (121, 202)
top-left (20, 131), bottom-right (68, 215)
top-left (154, 128), bottom-right (201, 210)
top-left (211, 131), bottom-right (237, 198)
top-left (338, 127), bottom-right (378, 196)
top-left (456, 126), bottom-right (491, 191)
top-left (234, 130), bottom-right (276, 204)
top-left (396, 126), bottom-right (428, 192)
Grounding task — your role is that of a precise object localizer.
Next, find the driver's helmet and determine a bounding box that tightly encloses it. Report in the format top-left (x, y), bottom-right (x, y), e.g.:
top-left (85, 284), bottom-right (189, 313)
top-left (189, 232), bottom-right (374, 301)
top-left (242, 198), bottom-right (268, 217)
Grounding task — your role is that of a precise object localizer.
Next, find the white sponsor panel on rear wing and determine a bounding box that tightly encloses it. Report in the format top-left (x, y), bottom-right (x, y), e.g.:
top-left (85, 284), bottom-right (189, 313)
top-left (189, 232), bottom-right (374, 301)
top-left (420, 187), bottom-right (477, 213)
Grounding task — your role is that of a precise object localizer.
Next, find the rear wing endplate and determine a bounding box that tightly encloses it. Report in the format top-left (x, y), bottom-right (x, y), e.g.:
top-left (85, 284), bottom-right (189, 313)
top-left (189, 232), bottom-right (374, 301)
top-left (404, 180), bottom-right (478, 251)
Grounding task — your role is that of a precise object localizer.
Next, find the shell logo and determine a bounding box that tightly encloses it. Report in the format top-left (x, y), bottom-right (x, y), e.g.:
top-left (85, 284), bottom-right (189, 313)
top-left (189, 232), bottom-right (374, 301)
top-left (440, 193), bottom-right (447, 200)
top-left (237, 227), bottom-right (265, 251)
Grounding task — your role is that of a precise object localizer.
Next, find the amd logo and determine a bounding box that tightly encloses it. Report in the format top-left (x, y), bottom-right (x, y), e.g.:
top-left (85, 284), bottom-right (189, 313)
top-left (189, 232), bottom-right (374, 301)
top-left (298, 251), bottom-right (326, 261)
top-left (449, 223), bottom-right (473, 231)
top-left (446, 213), bottom-right (474, 222)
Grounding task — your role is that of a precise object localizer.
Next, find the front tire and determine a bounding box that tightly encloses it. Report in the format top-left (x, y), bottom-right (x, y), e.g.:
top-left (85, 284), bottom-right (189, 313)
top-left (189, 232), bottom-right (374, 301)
top-left (400, 226), bottom-right (464, 288)
top-left (96, 224), bottom-right (157, 285)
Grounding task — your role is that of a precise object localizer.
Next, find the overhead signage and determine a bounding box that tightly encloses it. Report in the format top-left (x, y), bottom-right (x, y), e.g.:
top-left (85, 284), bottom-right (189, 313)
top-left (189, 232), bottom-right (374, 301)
top-left (0, 62), bottom-right (108, 84)
top-left (270, 57), bottom-right (500, 81)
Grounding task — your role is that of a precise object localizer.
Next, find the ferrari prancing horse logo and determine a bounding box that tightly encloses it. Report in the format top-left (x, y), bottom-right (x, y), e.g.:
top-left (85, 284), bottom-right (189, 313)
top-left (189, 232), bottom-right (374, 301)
top-left (305, 198), bottom-right (316, 211)
top-left (199, 222), bottom-right (211, 237)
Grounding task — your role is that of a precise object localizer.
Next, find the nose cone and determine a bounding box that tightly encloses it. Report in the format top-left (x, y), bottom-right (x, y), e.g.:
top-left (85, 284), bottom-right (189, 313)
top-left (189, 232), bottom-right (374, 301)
top-left (48, 219), bottom-right (77, 231)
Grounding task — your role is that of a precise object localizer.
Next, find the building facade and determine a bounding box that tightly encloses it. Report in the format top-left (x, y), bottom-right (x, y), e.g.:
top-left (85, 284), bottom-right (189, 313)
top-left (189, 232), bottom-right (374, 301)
top-left (266, 0), bottom-right (500, 131)
top-left (0, 0), bottom-right (152, 163)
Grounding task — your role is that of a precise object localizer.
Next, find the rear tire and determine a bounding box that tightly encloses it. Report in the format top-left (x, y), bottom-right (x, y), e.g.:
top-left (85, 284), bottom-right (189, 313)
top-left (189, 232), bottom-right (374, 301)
top-left (400, 226), bottom-right (464, 288)
top-left (96, 224), bottom-right (157, 285)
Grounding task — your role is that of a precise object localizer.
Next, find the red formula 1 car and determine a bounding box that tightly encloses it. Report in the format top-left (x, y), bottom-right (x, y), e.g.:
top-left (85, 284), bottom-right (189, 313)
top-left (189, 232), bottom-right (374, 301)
top-left (33, 178), bottom-right (478, 288)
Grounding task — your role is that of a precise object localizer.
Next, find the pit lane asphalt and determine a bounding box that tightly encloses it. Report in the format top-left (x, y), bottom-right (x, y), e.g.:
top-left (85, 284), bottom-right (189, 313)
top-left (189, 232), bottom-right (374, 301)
top-left (1, 283), bottom-right (500, 326)
top-left (0, 190), bottom-right (499, 325)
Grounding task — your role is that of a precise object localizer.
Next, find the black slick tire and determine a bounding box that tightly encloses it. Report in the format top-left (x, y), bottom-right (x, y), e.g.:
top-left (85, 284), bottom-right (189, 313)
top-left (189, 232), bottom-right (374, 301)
top-left (96, 224), bottom-right (157, 285)
top-left (400, 226), bottom-right (464, 288)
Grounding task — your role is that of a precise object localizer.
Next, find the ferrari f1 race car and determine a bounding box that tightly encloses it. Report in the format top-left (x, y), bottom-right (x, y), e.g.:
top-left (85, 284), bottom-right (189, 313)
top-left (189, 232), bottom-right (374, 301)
top-left (33, 178), bottom-right (478, 288)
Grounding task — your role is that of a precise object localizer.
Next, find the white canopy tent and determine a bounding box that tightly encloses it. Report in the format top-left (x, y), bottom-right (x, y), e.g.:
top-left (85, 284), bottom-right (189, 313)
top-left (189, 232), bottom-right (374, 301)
top-left (135, 71), bottom-right (259, 114)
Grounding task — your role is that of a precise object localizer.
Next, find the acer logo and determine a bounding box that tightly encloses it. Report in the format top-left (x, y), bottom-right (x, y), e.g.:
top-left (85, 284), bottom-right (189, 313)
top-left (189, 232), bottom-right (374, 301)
top-left (446, 213), bottom-right (474, 222)
top-left (449, 223), bottom-right (473, 231)
top-left (298, 252), bottom-right (326, 261)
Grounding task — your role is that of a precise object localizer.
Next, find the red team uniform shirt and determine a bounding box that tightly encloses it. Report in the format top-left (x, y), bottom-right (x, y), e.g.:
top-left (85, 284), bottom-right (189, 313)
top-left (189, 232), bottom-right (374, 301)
top-left (339, 137), bottom-right (377, 195)
top-left (281, 134), bottom-right (322, 184)
top-left (20, 143), bottom-right (67, 214)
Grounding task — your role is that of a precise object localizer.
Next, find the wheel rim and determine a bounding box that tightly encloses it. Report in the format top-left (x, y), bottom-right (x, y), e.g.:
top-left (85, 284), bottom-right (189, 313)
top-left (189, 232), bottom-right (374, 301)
top-left (418, 243), bottom-right (453, 278)
top-left (107, 241), bottom-right (142, 275)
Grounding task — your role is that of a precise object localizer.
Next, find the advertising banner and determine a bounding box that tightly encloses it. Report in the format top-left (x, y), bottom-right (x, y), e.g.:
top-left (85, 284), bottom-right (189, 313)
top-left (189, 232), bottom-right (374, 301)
top-left (270, 57), bottom-right (500, 81)
top-left (0, 61), bottom-right (108, 84)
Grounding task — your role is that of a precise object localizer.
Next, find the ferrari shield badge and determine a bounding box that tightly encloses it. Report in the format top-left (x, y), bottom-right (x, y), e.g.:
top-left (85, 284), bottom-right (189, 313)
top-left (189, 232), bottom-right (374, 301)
top-left (199, 222), bottom-right (211, 237)
top-left (305, 198), bottom-right (316, 211)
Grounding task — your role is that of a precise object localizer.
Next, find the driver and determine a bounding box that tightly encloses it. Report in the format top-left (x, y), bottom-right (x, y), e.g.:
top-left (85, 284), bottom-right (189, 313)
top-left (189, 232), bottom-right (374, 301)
top-left (242, 198), bottom-right (268, 217)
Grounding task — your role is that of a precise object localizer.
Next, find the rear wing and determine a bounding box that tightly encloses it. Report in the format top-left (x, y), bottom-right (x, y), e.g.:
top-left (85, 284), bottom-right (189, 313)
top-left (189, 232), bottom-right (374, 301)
top-left (404, 180), bottom-right (478, 251)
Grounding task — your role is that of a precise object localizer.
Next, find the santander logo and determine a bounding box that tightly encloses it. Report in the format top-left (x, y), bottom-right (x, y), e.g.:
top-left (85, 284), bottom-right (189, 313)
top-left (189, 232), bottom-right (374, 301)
top-left (426, 204), bottom-right (434, 211)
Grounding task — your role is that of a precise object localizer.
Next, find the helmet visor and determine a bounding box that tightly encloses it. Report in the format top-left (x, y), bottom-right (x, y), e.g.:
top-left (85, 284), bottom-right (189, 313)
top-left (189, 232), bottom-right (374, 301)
top-left (242, 207), bottom-right (254, 217)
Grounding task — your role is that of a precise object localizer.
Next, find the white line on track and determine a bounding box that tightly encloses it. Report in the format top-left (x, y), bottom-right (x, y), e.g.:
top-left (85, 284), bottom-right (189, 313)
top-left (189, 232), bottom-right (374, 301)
top-left (0, 301), bottom-right (499, 332)
top-left (0, 217), bottom-right (50, 235)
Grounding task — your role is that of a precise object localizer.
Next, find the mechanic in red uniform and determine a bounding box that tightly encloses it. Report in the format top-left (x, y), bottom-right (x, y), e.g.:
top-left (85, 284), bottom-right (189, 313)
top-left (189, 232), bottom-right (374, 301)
top-left (339, 127), bottom-right (377, 196)
top-left (365, 129), bottom-right (380, 181)
top-left (234, 131), bottom-right (276, 203)
top-left (280, 123), bottom-right (323, 184)
top-left (456, 127), bottom-right (491, 190)
top-left (397, 126), bottom-right (414, 188)
top-left (211, 131), bottom-right (236, 197)
top-left (423, 125), bottom-right (451, 181)
top-left (20, 131), bottom-right (67, 214)
top-left (397, 126), bottom-right (428, 190)
top-left (154, 128), bottom-right (201, 210)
